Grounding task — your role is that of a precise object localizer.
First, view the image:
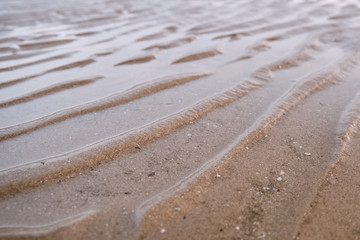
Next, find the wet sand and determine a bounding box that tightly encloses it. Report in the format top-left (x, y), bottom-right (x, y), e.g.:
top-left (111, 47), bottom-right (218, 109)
top-left (1, 0), bottom-right (360, 239)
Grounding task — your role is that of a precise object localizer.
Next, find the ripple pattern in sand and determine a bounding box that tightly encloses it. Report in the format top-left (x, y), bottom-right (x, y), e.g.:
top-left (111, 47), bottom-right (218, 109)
top-left (1, 0), bottom-right (360, 239)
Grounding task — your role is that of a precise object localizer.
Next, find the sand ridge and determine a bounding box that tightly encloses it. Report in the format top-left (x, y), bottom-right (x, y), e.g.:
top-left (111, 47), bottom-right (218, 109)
top-left (1, 0), bottom-right (360, 239)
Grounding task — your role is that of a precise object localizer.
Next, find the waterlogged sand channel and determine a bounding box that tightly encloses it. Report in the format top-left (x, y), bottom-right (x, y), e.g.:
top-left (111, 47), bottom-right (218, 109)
top-left (1, 0), bottom-right (360, 239)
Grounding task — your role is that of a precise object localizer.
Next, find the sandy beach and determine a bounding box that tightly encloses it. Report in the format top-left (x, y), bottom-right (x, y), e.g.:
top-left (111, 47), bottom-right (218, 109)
top-left (1, 0), bottom-right (360, 239)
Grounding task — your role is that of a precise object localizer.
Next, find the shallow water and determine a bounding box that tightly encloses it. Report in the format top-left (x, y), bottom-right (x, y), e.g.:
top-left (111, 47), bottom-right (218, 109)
top-left (1, 0), bottom-right (360, 239)
top-left (1, 0), bottom-right (359, 170)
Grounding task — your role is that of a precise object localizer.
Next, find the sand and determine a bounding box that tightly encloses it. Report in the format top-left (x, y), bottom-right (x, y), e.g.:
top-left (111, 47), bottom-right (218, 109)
top-left (1, 0), bottom-right (360, 239)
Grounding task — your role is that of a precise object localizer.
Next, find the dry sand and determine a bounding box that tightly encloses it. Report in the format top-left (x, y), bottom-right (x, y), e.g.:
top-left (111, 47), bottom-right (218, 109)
top-left (1, 0), bottom-right (360, 239)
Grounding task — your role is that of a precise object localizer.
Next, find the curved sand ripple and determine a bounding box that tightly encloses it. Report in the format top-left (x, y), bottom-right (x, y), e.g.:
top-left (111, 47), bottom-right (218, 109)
top-left (1, 0), bottom-right (360, 239)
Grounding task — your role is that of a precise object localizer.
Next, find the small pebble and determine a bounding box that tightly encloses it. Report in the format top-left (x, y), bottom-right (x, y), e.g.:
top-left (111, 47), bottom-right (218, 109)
top-left (304, 152), bottom-right (311, 156)
top-left (174, 207), bottom-right (180, 211)
top-left (135, 144), bottom-right (141, 149)
top-left (216, 173), bottom-right (221, 178)
top-left (236, 226), bottom-right (240, 230)
top-left (258, 233), bottom-right (266, 238)
top-left (160, 229), bottom-right (166, 233)
top-left (280, 170), bottom-right (285, 175)
top-left (277, 177), bottom-right (282, 181)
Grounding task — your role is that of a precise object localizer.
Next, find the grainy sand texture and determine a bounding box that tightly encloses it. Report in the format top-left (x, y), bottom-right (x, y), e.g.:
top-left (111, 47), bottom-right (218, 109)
top-left (1, 0), bottom-right (360, 239)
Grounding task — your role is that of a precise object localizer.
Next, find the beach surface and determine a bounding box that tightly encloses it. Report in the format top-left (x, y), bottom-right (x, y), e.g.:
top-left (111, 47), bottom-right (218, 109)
top-left (1, 0), bottom-right (360, 239)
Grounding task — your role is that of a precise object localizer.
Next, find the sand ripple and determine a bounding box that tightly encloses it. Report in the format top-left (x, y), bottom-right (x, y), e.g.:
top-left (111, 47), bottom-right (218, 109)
top-left (1, 0), bottom-right (360, 239)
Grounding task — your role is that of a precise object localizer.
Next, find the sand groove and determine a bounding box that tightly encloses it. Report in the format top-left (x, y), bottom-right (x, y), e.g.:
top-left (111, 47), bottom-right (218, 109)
top-left (172, 48), bottom-right (222, 64)
top-left (336, 93), bottom-right (360, 154)
top-left (0, 73), bottom-right (210, 141)
top-left (114, 55), bottom-right (155, 66)
top-left (136, 26), bottom-right (177, 42)
top-left (0, 74), bottom-right (42, 89)
top-left (0, 58), bottom-right (94, 89)
top-left (0, 210), bottom-right (96, 238)
top-left (19, 39), bottom-right (75, 50)
top-left (143, 37), bottom-right (196, 51)
top-left (0, 41), bottom-right (351, 198)
top-left (135, 46), bottom-right (360, 227)
top-left (0, 51), bottom-right (48, 62)
top-left (1, 0), bottom-right (360, 239)
top-left (46, 59), bottom-right (95, 72)
top-left (0, 35), bottom-right (354, 196)
top-left (293, 84), bottom-right (360, 239)
top-left (0, 76), bottom-right (102, 108)
top-left (0, 52), bottom-right (74, 72)
top-left (0, 80), bottom-right (260, 199)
